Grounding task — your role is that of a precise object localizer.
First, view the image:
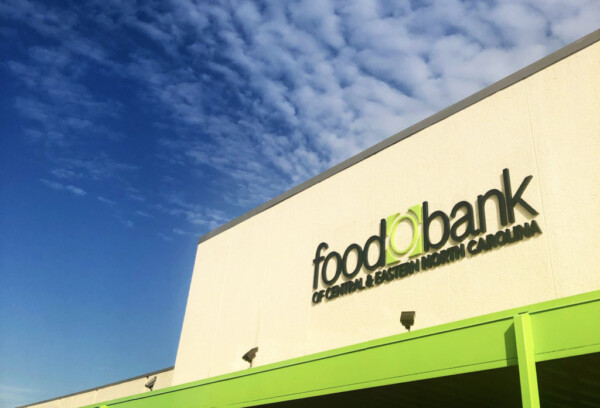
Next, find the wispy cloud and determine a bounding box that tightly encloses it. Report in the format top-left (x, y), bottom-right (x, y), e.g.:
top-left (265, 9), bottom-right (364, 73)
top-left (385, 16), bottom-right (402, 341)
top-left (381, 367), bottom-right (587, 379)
top-left (40, 178), bottom-right (86, 196)
top-left (0, 383), bottom-right (38, 407)
top-left (157, 232), bottom-right (173, 242)
top-left (50, 168), bottom-right (81, 180)
top-left (172, 228), bottom-right (198, 237)
top-left (160, 195), bottom-right (229, 230)
top-left (115, 0), bottom-right (600, 207)
top-left (97, 196), bottom-right (116, 205)
top-left (4, 0), bottom-right (600, 231)
top-left (54, 156), bottom-right (138, 181)
top-left (125, 187), bottom-right (145, 202)
top-left (7, 49), bottom-right (118, 147)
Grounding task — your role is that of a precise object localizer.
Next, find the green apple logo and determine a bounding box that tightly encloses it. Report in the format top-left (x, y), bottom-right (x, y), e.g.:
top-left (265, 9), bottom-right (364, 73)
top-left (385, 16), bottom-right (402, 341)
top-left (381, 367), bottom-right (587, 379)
top-left (386, 204), bottom-right (424, 265)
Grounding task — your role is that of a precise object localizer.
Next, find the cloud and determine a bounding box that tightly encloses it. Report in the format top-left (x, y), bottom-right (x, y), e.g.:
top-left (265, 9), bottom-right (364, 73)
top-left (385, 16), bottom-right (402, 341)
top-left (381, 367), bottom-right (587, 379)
top-left (173, 228), bottom-right (195, 237)
top-left (157, 195), bottom-right (229, 231)
top-left (5, 0), bottom-right (600, 230)
top-left (97, 196), bottom-right (116, 205)
top-left (40, 178), bottom-right (86, 196)
top-left (7, 50), bottom-right (119, 147)
top-left (51, 168), bottom-right (81, 180)
top-left (157, 232), bottom-right (173, 241)
top-left (0, 383), bottom-right (37, 407)
top-left (125, 187), bottom-right (145, 202)
top-left (0, 0), bottom-right (76, 37)
top-left (54, 155), bottom-right (138, 181)
top-left (128, 194), bottom-right (145, 202)
top-left (120, 0), bottom-right (599, 209)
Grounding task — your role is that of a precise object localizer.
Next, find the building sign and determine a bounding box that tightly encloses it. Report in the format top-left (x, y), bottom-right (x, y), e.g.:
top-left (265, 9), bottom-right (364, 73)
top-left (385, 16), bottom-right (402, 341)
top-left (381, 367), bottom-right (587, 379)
top-left (311, 168), bottom-right (542, 304)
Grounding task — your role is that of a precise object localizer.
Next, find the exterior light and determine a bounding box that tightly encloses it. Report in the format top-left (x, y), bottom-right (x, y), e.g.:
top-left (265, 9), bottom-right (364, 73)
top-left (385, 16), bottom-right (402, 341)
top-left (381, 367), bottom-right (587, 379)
top-left (242, 347), bottom-right (259, 367)
top-left (145, 376), bottom-right (157, 391)
top-left (400, 311), bottom-right (416, 332)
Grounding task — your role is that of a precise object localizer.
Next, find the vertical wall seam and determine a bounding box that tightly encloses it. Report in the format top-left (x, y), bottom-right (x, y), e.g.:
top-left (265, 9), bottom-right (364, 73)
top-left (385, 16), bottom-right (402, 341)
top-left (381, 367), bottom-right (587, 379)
top-left (523, 81), bottom-right (559, 299)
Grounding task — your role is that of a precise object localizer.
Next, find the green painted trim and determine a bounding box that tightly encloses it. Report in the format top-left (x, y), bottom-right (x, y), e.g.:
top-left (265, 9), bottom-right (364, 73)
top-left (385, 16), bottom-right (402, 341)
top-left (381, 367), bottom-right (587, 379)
top-left (232, 359), bottom-right (519, 407)
top-left (83, 290), bottom-right (600, 408)
top-left (514, 313), bottom-right (540, 408)
top-left (529, 295), bottom-right (600, 360)
top-left (536, 343), bottom-right (600, 362)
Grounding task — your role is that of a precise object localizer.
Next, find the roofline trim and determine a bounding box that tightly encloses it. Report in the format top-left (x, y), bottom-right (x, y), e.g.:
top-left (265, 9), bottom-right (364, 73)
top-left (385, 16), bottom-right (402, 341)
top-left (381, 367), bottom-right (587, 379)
top-left (196, 29), bottom-right (600, 245)
top-left (18, 366), bottom-right (174, 408)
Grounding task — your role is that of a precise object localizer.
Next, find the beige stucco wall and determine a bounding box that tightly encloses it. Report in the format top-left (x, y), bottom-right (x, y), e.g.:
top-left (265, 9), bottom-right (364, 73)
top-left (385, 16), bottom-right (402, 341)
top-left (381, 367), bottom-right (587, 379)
top-left (173, 39), bottom-right (600, 386)
top-left (24, 368), bottom-right (173, 408)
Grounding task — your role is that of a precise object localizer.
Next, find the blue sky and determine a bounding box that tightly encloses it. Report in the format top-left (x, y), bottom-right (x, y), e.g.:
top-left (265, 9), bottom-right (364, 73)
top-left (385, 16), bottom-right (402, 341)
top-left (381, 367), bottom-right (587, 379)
top-left (0, 0), bottom-right (598, 406)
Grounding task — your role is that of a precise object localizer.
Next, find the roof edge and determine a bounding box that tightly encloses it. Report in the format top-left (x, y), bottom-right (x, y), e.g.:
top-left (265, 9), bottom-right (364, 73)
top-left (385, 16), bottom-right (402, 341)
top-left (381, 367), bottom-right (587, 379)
top-left (18, 366), bottom-right (174, 408)
top-left (198, 28), bottom-right (600, 245)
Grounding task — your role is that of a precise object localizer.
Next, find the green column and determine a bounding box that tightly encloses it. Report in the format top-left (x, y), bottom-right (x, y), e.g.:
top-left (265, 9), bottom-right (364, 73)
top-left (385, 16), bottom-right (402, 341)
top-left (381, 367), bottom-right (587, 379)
top-left (514, 313), bottom-right (540, 408)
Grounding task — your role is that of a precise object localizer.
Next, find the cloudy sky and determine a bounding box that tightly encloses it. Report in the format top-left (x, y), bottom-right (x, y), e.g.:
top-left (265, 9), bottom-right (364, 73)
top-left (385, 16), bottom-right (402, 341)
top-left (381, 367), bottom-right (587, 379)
top-left (0, 0), bottom-right (598, 406)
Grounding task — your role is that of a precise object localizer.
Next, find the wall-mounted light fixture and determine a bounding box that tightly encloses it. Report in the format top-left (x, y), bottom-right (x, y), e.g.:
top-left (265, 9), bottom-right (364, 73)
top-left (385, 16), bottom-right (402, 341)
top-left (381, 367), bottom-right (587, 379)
top-left (242, 347), bottom-right (259, 367)
top-left (145, 376), bottom-right (157, 391)
top-left (400, 311), bottom-right (416, 332)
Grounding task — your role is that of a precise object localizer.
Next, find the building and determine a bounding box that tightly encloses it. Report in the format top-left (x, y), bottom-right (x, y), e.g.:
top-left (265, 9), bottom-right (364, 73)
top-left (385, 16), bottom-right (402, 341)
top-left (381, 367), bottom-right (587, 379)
top-left (23, 29), bottom-right (600, 408)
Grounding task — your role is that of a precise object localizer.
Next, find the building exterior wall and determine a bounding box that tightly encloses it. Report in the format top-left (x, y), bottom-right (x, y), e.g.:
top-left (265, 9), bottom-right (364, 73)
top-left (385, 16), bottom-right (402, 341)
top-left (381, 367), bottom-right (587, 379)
top-left (172, 39), bottom-right (600, 386)
top-left (23, 368), bottom-right (173, 408)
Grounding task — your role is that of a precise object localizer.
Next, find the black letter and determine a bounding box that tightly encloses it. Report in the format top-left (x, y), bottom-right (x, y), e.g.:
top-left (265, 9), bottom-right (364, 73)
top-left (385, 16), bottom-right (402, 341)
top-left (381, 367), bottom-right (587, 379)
top-left (467, 239), bottom-right (479, 254)
top-left (530, 220), bottom-right (542, 235)
top-left (322, 252), bottom-right (342, 286)
top-left (477, 189), bottom-right (507, 233)
top-left (423, 201), bottom-right (450, 251)
top-left (450, 201), bottom-right (479, 242)
top-left (313, 242), bottom-right (328, 289)
top-left (342, 243), bottom-right (363, 278)
top-left (503, 168), bottom-right (538, 223)
top-left (364, 219), bottom-right (386, 270)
